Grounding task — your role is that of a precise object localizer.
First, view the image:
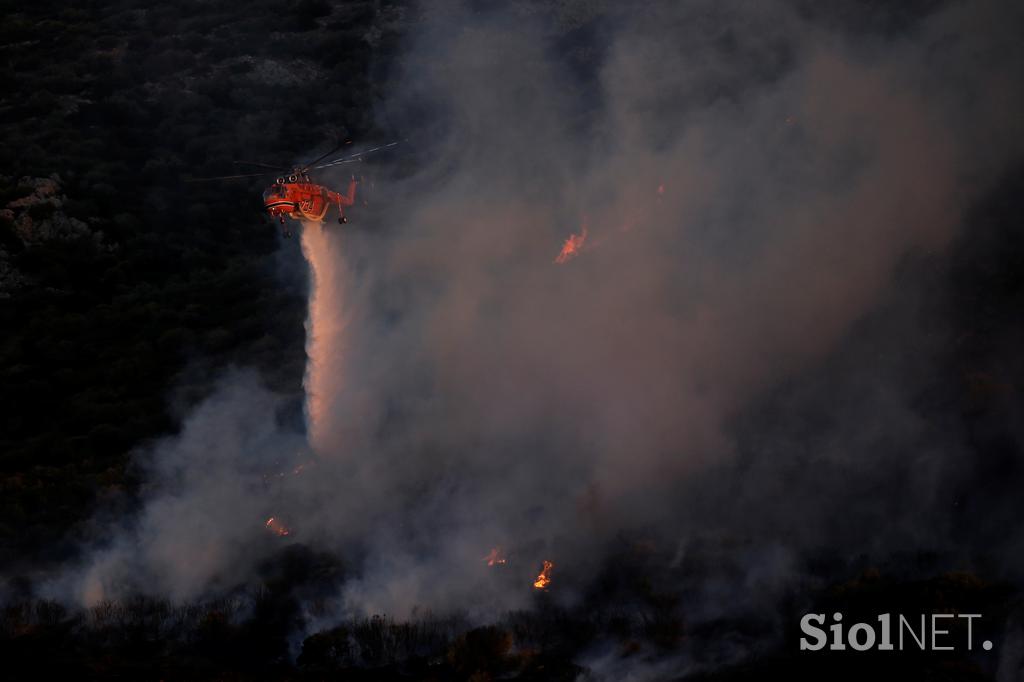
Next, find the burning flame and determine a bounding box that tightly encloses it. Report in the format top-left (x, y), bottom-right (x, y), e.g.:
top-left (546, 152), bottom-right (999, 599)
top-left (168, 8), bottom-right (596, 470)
top-left (484, 548), bottom-right (507, 566)
top-left (533, 560), bottom-right (553, 589)
top-left (554, 220), bottom-right (588, 264)
top-left (265, 517), bottom-right (291, 537)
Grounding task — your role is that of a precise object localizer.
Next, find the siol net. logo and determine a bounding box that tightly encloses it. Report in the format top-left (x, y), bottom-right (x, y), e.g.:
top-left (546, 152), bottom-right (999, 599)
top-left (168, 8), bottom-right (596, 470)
top-left (800, 612), bottom-right (993, 652)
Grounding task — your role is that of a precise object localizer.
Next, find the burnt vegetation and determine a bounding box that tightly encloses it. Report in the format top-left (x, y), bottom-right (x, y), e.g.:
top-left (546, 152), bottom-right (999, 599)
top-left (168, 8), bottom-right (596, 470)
top-left (1, 550), bottom-right (1017, 680)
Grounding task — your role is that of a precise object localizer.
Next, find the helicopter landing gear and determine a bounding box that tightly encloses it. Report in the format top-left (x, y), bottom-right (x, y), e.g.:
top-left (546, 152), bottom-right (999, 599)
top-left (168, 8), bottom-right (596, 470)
top-left (338, 214), bottom-right (348, 224)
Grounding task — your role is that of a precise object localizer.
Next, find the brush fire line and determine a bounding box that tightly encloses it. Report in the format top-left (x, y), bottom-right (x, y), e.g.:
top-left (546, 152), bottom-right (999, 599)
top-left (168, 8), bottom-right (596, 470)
top-left (554, 183), bottom-right (664, 263)
top-left (554, 225), bottom-right (588, 264)
top-left (484, 548), bottom-right (507, 566)
top-left (533, 560), bottom-right (554, 589)
top-left (265, 517), bottom-right (291, 537)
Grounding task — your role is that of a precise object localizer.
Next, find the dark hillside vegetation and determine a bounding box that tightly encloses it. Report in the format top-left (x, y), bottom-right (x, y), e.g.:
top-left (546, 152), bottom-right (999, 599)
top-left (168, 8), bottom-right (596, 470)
top-left (0, 0), bottom-right (405, 566)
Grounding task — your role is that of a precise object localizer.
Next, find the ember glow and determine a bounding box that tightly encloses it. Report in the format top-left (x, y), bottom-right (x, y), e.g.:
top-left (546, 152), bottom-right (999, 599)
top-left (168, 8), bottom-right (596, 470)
top-left (554, 221), bottom-right (588, 264)
top-left (533, 560), bottom-right (553, 589)
top-left (265, 517), bottom-right (291, 537)
top-left (483, 547), bottom-right (507, 566)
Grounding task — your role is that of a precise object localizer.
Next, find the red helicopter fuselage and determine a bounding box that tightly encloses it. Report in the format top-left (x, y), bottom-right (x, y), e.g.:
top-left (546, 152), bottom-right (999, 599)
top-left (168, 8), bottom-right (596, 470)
top-left (263, 175), bottom-right (357, 224)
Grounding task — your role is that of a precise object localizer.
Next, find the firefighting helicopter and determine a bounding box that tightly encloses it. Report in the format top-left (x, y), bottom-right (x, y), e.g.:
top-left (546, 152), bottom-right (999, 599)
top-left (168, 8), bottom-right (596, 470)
top-left (189, 140), bottom-right (400, 237)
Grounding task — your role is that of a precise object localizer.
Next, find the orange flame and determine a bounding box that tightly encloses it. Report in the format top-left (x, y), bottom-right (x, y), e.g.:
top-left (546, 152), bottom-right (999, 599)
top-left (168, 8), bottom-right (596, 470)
top-left (554, 220), bottom-right (588, 264)
top-left (533, 560), bottom-right (553, 589)
top-left (484, 548), bottom-right (507, 566)
top-left (265, 517), bottom-right (291, 537)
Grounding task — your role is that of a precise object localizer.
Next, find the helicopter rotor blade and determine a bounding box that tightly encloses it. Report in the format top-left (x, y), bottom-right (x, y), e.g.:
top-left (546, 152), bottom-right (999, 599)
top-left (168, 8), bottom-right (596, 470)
top-left (184, 170), bottom-right (278, 182)
top-left (313, 140), bottom-right (403, 169)
top-left (300, 138), bottom-right (353, 171)
top-left (233, 160), bottom-right (291, 171)
top-left (187, 139), bottom-right (405, 183)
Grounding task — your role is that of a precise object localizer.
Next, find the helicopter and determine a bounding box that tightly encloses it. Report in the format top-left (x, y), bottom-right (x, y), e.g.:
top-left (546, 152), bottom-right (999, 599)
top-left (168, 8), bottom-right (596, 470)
top-left (190, 140), bottom-right (400, 237)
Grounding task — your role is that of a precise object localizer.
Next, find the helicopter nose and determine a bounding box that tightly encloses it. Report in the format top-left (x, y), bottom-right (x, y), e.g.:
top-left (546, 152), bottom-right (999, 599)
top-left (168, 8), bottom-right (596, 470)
top-left (264, 197), bottom-right (293, 215)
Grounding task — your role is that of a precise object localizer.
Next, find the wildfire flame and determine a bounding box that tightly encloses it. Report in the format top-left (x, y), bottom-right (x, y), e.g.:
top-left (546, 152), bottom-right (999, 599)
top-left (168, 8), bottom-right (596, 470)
top-left (533, 560), bottom-right (553, 589)
top-left (554, 221), bottom-right (588, 264)
top-left (484, 547), bottom-right (507, 566)
top-left (265, 517), bottom-right (291, 537)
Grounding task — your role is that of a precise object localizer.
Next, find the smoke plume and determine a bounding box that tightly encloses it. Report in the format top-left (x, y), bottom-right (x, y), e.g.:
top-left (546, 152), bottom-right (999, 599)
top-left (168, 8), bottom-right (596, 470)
top-left (48, 0), bottom-right (1024, 661)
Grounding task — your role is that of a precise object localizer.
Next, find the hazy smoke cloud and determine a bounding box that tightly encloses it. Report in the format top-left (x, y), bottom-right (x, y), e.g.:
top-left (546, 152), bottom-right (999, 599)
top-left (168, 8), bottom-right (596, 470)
top-left (51, 0), bottom-right (1024, 645)
top-left (58, 372), bottom-right (308, 604)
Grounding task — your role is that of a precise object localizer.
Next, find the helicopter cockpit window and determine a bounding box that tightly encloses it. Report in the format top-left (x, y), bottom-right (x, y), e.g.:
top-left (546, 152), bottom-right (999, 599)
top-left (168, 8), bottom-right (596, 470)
top-left (263, 185), bottom-right (284, 201)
